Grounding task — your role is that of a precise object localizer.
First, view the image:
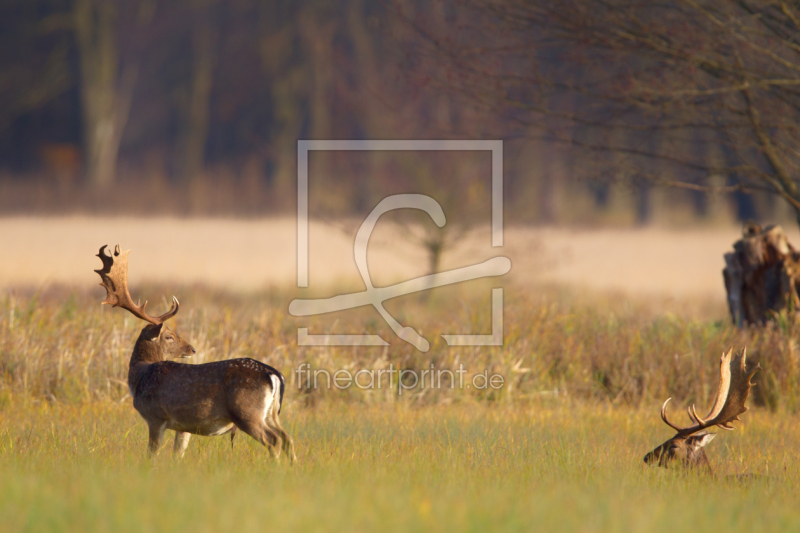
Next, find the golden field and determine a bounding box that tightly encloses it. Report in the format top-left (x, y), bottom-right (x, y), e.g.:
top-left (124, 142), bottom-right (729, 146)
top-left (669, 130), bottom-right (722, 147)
top-left (2, 217), bottom-right (799, 531)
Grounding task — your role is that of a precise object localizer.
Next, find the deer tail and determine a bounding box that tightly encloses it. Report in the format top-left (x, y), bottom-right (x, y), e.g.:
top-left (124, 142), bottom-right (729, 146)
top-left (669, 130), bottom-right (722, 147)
top-left (270, 373), bottom-right (286, 415)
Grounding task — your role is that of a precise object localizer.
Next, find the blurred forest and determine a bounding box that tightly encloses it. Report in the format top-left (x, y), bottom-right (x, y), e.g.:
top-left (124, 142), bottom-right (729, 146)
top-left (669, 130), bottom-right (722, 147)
top-left (0, 0), bottom-right (787, 225)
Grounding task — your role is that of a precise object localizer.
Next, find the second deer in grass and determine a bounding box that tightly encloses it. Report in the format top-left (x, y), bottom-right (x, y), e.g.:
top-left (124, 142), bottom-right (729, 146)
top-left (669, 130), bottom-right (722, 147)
top-left (96, 245), bottom-right (296, 462)
top-left (643, 348), bottom-right (759, 473)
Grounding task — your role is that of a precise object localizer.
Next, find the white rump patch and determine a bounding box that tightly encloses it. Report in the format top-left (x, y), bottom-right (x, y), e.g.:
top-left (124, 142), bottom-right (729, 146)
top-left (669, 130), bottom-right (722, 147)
top-left (263, 374), bottom-right (280, 420)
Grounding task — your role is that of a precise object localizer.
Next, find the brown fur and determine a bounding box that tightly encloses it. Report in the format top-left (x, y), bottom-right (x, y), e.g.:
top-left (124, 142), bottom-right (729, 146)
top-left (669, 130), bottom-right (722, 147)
top-left (643, 433), bottom-right (715, 472)
top-left (644, 349), bottom-right (758, 474)
top-left (127, 323), bottom-right (296, 462)
top-left (95, 245), bottom-right (295, 463)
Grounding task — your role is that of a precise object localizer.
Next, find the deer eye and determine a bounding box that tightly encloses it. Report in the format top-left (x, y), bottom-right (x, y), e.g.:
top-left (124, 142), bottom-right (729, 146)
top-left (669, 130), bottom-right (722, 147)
top-left (165, 335), bottom-right (174, 342)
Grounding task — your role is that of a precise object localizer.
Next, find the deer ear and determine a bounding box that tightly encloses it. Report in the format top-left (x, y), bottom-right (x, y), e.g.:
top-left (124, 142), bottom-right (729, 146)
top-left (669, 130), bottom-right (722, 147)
top-left (692, 433), bottom-right (716, 448)
top-left (145, 323), bottom-right (164, 339)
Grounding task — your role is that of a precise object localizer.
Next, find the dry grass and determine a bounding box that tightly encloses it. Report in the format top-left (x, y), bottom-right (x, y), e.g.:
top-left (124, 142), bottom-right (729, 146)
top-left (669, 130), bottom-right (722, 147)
top-left (4, 224), bottom-right (800, 530)
top-left (0, 286), bottom-right (798, 412)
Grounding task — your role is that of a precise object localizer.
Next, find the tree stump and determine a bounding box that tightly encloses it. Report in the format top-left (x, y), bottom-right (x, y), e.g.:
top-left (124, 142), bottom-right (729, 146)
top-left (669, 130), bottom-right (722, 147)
top-left (723, 224), bottom-right (800, 327)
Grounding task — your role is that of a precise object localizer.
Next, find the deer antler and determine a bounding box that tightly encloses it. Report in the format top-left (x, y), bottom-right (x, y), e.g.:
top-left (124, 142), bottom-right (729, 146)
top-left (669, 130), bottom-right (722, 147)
top-left (95, 244), bottom-right (179, 325)
top-left (661, 348), bottom-right (760, 436)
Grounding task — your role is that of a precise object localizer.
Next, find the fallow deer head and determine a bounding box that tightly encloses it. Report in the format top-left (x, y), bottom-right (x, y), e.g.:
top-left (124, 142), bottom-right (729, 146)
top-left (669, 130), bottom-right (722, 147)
top-left (644, 348), bottom-right (759, 472)
top-left (95, 244), bottom-right (194, 360)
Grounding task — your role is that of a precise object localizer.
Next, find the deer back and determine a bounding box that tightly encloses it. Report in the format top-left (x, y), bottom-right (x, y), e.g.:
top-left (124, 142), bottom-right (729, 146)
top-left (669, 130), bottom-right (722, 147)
top-left (128, 324), bottom-right (285, 435)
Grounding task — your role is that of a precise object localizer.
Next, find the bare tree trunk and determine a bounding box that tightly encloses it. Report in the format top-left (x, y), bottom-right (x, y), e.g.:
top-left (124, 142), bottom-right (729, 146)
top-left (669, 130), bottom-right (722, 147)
top-left (74, 0), bottom-right (135, 189)
top-left (178, 0), bottom-right (215, 183)
top-left (347, 0), bottom-right (383, 202)
top-left (420, 225), bottom-right (446, 303)
top-left (256, 2), bottom-right (304, 206)
top-left (347, 0), bottom-right (378, 134)
top-left (298, 6), bottom-right (335, 203)
top-left (538, 146), bottom-right (557, 224)
top-left (302, 9), bottom-right (333, 142)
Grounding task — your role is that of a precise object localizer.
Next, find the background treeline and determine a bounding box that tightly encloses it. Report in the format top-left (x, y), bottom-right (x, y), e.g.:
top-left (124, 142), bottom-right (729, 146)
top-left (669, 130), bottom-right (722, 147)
top-left (0, 0), bottom-right (782, 224)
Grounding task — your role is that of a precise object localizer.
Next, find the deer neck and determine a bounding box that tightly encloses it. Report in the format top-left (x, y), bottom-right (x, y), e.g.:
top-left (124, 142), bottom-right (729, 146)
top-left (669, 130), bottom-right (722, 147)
top-left (127, 334), bottom-right (165, 396)
top-left (695, 456), bottom-right (714, 475)
top-left (130, 333), bottom-right (165, 364)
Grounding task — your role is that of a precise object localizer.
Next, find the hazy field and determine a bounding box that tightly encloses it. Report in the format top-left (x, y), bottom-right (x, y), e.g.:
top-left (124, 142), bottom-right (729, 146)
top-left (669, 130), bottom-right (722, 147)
top-left (0, 216), bottom-right (770, 303)
top-left (2, 217), bottom-right (799, 531)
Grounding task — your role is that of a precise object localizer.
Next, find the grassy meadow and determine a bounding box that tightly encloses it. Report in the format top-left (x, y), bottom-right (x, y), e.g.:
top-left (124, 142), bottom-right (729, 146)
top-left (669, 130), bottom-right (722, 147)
top-left (2, 285), bottom-right (800, 531)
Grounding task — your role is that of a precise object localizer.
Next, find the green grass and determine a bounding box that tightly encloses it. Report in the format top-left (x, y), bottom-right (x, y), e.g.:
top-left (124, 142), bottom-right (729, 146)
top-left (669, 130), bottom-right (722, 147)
top-left (0, 401), bottom-right (798, 532)
top-left (3, 287), bottom-right (800, 531)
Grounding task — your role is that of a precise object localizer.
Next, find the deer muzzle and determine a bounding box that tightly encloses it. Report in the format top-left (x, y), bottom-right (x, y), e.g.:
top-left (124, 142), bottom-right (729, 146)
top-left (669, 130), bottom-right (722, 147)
top-left (177, 345), bottom-right (196, 358)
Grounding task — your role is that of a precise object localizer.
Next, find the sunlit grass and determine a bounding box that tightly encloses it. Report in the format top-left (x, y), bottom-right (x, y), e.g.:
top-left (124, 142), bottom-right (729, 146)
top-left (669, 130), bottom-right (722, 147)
top-left (1, 286), bottom-right (799, 410)
top-left (1, 401), bottom-right (798, 532)
top-left (3, 288), bottom-right (800, 531)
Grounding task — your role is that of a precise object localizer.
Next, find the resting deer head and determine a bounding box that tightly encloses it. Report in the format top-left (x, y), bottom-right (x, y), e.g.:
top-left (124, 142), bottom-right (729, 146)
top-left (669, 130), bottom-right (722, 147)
top-left (643, 349), bottom-right (759, 472)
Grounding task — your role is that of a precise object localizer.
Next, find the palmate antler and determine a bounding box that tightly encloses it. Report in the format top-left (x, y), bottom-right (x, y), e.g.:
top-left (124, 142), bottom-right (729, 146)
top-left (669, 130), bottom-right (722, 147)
top-left (95, 244), bottom-right (179, 325)
top-left (661, 348), bottom-right (760, 436)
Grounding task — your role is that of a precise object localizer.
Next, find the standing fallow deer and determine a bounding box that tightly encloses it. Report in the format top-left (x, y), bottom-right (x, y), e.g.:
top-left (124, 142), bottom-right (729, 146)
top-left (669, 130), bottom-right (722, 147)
top-left (643, 348), bottom-right (759, 473)
top-left (95, 245), bottom-right (296, 462)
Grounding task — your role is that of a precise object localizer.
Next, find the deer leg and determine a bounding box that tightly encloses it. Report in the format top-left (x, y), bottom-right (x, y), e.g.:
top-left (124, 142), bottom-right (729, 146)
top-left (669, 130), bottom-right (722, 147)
top-left (232, 418), bottom-right (281, 460)
top-left (262, 426), bottom-right (281, 460)
top-left (173, 431), bottom-right (191, 458)
top-left (229, 426), bottom-right (237, 450)
top-left (147, 421), bottom-right (167, 458)
top-left (268, 409), bottom-right (297, 464)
